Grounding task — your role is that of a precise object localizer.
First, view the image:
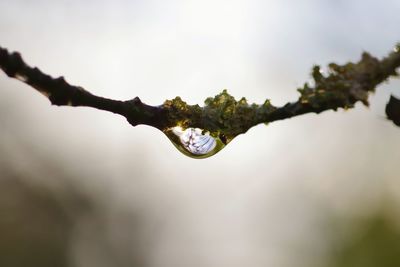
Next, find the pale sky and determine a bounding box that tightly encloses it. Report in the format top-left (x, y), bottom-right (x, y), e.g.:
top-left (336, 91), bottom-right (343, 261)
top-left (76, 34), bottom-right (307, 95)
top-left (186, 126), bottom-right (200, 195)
top-left (1, 1), bottom-right (400, 266)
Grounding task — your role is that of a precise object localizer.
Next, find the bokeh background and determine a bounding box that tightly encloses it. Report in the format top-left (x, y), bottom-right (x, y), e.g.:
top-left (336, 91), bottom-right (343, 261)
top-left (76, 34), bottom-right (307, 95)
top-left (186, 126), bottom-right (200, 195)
top-left (1, 0), bottom-right (400, 266)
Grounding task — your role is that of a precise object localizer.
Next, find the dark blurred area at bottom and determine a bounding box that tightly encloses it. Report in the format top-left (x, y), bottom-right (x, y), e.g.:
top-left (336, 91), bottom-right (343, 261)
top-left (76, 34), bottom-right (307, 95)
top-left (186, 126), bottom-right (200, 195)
top-left (0, 150), bottom-right (400, 267)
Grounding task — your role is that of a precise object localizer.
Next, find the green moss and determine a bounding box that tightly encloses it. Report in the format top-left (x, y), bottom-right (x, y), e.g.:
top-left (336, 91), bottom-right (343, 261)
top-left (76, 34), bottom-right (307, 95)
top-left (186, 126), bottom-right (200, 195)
top-left (161, 48), bottom-right (398, 141)
top-left (296, 52), bottom-right (383, 110)
top-left (162, 89), bottom-right (276, 140)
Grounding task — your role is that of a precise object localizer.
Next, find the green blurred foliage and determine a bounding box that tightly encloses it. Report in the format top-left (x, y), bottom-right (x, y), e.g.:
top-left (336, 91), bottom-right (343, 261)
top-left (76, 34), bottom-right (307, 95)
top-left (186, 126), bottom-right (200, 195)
top-left (326, 213), bottom-right (400, 267)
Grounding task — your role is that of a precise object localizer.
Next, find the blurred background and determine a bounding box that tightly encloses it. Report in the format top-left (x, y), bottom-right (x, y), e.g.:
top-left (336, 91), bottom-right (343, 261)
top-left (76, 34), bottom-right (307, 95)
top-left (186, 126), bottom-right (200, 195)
top-left (1, 0), bottom-right (400, 266)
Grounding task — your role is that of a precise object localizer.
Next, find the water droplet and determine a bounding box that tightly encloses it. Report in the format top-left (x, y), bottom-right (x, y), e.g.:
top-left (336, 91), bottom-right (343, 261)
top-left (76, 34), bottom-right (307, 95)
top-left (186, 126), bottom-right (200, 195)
top-left (163, 126), bottom-right (230, 159)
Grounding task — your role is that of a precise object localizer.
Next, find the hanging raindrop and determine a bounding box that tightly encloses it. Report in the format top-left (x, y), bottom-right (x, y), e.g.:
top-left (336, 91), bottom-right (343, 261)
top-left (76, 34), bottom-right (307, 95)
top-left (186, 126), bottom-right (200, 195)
top-left (163, 126), bottom-right (231, 159)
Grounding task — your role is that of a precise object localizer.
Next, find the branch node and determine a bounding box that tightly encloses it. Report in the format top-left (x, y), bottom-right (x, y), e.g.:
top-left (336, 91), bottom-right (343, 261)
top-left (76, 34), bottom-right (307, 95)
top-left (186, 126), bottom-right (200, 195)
top-left (0, 50), bottom-right (24, 78)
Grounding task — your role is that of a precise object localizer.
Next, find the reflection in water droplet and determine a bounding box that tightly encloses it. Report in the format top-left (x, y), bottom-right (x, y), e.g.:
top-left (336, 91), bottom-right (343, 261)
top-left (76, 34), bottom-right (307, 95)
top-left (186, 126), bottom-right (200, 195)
top-left (175, 127), bottom-right (216, 154)
top-left (163, 126), bottom-right (230, 159)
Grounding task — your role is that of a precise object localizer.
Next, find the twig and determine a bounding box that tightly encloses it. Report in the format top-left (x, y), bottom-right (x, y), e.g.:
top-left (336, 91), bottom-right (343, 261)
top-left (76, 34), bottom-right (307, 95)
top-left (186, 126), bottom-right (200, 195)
top-left (1, 45), bottom-right (399, 139)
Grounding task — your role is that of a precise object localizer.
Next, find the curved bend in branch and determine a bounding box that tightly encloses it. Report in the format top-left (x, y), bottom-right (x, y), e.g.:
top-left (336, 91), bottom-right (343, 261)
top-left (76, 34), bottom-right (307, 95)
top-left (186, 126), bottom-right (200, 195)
top-left (1, 44), bottom-right (399, 154)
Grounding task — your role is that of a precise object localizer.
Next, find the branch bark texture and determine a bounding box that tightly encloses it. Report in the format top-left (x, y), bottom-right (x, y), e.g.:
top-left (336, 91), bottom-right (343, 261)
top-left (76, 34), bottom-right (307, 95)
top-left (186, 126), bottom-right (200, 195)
top-left (1, 45), bottom-right (399, 139)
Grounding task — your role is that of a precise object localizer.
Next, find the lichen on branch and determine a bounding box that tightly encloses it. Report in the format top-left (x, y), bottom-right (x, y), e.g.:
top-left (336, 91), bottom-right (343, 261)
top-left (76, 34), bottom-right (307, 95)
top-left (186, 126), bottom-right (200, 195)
top-left (163, 90), bottom-right (276, 140)
top-left (1, 44), bottom-right (400, 140)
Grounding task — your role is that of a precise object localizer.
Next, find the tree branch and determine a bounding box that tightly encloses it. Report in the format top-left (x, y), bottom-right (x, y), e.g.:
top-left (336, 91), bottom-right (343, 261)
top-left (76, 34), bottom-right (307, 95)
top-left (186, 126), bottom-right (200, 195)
top-left (0, 47), bottom-right (166, 128)
top-left (1, 45), bottom-right (399, 141)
